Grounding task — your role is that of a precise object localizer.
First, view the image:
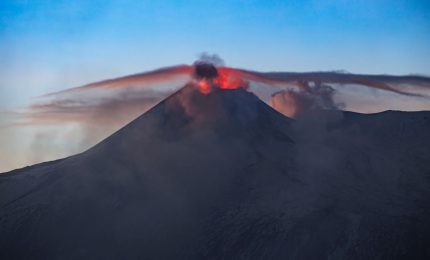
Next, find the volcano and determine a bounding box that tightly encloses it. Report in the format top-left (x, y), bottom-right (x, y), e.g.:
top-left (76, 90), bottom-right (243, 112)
top-left (1, 85), bottom-right (430, 259)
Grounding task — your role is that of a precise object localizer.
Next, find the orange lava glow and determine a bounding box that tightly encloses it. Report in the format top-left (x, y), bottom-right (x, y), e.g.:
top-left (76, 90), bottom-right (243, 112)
top-left (198, 80), bottom-right (211, 94)
top-left (194, 67), bottom-right (250, 94)
top-left (215, 68), bottom-right (249, 90)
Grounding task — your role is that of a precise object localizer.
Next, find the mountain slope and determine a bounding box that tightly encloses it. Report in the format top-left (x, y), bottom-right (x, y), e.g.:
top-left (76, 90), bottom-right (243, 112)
top-left (1, 86), bottom-right (430, 259)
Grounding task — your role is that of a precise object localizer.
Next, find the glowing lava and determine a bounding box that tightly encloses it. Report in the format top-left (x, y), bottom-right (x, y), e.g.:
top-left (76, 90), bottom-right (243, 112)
top-left (197, 80), bottom-right (211, 94)
top-left (193, 63), bottom-right (249, 94)
top-left (215, 68), bottom-right (249, 90)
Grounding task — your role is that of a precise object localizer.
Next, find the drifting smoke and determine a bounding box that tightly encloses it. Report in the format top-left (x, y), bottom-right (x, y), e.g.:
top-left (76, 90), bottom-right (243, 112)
top-left (18, 61), bottom-right (430, 125)
top-left (43, 65), bottom-right (193, 96)
top-left (1, 58), bottom-right (430, 172)
top-left (271, 81), bottom-right (344, 118)
top-left (28, 89), bottom-right (168, 125)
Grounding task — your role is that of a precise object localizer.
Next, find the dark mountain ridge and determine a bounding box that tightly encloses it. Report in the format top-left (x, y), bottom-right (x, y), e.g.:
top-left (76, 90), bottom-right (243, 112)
top-left (1, 86), bottom-right (430, 259)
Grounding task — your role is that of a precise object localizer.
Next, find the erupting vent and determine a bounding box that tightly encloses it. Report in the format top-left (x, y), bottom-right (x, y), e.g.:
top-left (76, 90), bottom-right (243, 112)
top-left (192, 62), bottom-right (249, 94)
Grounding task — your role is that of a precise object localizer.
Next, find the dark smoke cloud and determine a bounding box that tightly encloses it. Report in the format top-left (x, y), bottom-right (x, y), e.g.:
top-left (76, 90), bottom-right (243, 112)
top-left (196, 53), bottom-right (225, 67)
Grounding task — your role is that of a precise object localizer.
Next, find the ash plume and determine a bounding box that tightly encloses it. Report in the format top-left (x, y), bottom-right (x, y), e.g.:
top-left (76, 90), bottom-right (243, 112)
top-left (20, 63), bottom-right (430, 126)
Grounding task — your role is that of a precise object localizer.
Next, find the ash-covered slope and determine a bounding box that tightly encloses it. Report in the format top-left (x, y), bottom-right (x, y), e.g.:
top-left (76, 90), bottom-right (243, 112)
top-left (1, 86), bottom-right (430, 259)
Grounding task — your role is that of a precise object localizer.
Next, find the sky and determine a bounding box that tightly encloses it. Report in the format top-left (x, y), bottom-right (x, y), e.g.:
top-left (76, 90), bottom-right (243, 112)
top-left (0, 0), bottom-right (430, 172)
top-left (1, 0), bottom-right (430, 107)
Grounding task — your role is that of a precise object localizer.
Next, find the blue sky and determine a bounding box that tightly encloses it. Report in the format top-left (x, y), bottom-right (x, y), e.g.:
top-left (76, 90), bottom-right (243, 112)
top-left (1, 0), bottom-right (429, 106)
